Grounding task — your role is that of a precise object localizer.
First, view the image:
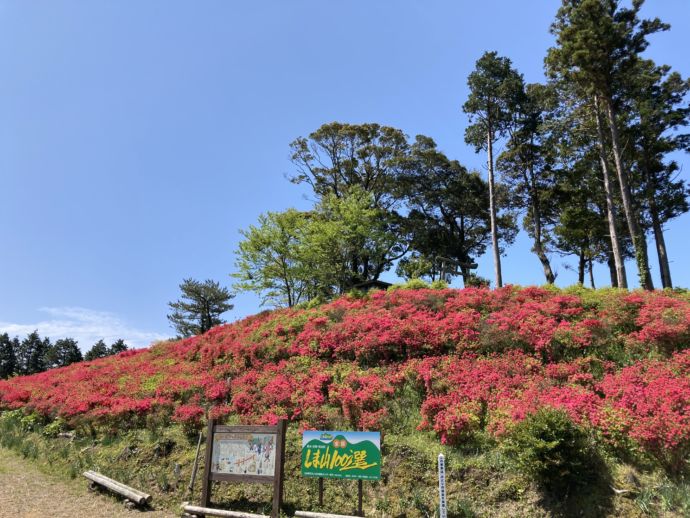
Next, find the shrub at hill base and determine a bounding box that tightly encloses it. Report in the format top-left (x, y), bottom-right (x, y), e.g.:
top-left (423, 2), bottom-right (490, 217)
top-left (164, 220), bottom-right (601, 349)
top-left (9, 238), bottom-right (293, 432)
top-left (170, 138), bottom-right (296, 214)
top-left (502, 407), bottom-right (603, 494)
top-left (1, 286), bottom-right (690, 516)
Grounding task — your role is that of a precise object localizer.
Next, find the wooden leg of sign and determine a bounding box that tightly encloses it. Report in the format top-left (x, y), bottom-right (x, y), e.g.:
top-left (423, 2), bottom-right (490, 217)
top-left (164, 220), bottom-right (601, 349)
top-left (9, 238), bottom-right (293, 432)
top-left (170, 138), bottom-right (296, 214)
top-left (272, 419), bottom-right (287, 518)
top-left (200, 418), bottom-right (216, 512)
top-left (358, 480), bottom-right (363, 517)
top-left (318, 477), bottom-right (324, 506)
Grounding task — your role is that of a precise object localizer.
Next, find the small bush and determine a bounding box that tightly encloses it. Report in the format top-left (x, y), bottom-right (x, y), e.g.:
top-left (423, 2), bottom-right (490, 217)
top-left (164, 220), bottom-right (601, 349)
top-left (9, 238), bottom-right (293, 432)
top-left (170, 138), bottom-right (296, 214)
top-left (502, 407), bottom-right (601, 494)
top-left (389, 278), bottom-right (431, 291)
top-left (464, 274), bottom-right (490, 288)
top-left (446, 498), bottom-right (477, 518)
top-left (43, 417), bottom-right (68, 438)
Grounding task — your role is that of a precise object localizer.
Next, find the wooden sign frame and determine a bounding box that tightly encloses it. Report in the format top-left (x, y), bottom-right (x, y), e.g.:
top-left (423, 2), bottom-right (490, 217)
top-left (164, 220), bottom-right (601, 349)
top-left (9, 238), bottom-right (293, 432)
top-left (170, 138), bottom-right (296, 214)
top-left (200, 419), bottom-right (287, 518)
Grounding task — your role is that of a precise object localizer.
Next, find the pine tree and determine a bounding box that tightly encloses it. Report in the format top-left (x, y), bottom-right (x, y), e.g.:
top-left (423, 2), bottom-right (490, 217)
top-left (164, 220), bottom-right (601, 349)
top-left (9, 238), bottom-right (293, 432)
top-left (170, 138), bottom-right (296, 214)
top-left (463, 51), bottom-right (525, 287)
top-left (546, 0), bottom-right (668, 289)
top-left (168, 279), bottom-right (234, 337)
top-left (625, 60), bottom-right (690, 288)
top-left (400, 135), bottom-right (517, 285)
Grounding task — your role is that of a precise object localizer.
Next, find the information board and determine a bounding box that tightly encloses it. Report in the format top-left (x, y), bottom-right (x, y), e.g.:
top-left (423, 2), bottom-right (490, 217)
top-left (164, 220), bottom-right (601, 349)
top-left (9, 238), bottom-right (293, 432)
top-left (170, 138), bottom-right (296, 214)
top-left (301, 430), bottom-right (381, 480)
top-left (211, 431), bottom-right (277, 477)
top-left (200, 420), bottom-right (286, 518)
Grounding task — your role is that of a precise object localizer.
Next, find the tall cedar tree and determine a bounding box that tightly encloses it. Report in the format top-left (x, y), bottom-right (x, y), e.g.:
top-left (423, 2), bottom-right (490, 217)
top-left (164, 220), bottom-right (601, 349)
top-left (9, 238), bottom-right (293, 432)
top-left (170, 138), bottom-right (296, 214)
top-left (464, 51), bottom-right (525, 287)
top-left (0, 333), bottom-right (17, 379)
top-left (546, 0), bottom-right (669, 289)
top-left (168, 279), bottom-right (234, 337)
top-left (625, 60), bottom-right (690, 288)
top-left (549, 81), bottom-right (630, 287)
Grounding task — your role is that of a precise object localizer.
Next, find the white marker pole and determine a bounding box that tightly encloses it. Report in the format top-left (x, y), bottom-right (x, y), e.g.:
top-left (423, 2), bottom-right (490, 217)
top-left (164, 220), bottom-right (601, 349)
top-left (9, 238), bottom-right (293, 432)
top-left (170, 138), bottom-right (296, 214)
top-left (438, 453), bottom-right (447, 518)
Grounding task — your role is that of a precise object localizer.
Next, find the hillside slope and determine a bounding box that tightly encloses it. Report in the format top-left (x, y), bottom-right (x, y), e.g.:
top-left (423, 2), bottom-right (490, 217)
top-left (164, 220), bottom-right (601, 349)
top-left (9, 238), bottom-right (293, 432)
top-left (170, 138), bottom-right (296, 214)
top-left (1, 286), bottom-right (689, 516)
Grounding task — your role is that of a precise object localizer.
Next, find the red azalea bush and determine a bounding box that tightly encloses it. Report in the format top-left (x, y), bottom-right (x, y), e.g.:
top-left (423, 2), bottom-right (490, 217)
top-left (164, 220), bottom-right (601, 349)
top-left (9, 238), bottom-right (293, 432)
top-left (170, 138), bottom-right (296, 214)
top-left (1, 286), bottom-right (689, 472)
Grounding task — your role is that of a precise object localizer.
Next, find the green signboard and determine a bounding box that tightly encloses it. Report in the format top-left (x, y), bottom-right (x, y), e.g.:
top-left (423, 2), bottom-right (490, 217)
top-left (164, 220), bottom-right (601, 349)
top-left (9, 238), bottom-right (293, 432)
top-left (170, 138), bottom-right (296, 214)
top-left (301, 430), bottom-right (381, 480)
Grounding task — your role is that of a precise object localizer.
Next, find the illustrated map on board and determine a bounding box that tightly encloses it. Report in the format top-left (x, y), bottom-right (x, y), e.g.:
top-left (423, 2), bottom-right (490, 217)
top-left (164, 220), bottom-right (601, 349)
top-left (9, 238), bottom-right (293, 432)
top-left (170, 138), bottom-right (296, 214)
top-left (211, 432), bottom-right (277, 477)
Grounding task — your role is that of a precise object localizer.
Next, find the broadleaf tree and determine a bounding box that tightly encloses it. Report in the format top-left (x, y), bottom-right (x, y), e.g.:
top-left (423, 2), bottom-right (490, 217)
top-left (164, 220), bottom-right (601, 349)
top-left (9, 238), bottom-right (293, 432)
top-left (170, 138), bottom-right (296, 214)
top-left (399, 135), bottom-right (516, 284)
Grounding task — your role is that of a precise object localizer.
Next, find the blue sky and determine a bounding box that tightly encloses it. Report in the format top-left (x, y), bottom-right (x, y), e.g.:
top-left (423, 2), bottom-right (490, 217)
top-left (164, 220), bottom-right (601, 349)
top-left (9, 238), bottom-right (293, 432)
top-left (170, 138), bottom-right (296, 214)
top-left (1, 1), bottom-right (688, 350)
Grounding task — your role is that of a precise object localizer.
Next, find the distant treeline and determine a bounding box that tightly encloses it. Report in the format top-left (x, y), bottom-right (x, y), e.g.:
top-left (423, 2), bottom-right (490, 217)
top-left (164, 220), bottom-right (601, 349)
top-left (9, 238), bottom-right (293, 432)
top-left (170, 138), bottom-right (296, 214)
top-left (0, 331), bottom-right (128, 379)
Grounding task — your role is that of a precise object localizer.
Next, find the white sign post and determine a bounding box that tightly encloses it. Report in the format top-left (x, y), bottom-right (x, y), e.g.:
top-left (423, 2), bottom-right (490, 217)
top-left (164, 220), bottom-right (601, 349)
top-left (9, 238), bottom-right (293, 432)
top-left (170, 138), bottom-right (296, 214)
top-left (438, 453), bottom-right (447, 518)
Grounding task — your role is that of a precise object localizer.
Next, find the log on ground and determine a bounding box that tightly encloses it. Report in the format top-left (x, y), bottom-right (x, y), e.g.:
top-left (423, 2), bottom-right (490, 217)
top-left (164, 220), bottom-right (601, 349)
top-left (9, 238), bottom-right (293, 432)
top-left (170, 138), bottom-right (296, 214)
top-left (82, 470), bottom-right (152, 506)
top-left (180, 502), bottom-right (269, 518)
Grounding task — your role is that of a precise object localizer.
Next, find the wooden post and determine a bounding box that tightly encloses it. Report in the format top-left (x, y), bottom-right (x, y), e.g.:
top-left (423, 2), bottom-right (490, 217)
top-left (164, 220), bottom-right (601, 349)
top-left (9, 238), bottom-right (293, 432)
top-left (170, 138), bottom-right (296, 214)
top-left (187, 430), bottom-right (204, 500)
top-left (318, 478), bottom-right (324, 506)
top-left (357, 480), bottom-right (363, 517)
top-left (201, 418), bottom-right (217, 509)
top-left (272, 419), bottom-right (287, 518)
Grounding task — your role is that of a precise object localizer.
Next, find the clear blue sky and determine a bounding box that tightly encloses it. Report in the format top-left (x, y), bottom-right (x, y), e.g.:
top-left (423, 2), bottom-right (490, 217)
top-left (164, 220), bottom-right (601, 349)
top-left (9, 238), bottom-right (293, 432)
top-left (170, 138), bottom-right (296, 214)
top-left (1, 1), bottom-right (688, 349)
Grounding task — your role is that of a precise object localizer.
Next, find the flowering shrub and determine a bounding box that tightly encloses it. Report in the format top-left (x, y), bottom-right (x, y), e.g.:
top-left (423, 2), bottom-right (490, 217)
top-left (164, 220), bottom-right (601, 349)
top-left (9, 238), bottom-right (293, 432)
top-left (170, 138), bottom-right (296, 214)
top-left (1, 287), bottom-right (689, 473)
top-left (596, 350), bottom-right (690, 472)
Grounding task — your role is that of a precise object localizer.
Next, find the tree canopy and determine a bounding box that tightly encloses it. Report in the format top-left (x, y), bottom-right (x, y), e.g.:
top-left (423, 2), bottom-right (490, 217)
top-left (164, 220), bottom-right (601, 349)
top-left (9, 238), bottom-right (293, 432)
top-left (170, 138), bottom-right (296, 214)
top-left (167, 279), bottom-right (235, 337)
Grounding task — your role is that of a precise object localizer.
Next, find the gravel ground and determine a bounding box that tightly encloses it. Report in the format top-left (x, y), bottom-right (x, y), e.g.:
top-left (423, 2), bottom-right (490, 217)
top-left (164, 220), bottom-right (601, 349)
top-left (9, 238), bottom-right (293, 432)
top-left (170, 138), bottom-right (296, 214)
top-left (0, 448), bottom-right (175, 518)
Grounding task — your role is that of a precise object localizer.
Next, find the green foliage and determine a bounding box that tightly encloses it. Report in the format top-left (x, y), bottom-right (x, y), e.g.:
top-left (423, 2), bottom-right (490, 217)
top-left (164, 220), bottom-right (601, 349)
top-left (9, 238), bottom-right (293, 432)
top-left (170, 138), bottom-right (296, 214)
top-left (389, 278), bottom-right (431, 291)
top-left (0, 333), bottom-right (17, 379)
top-left (42, 417), bottom-right (68, 438)
top-left (109, 339), bottom-right (128, 355)
top-left (399, 136), bottom-right (517, 285)
top-left (84, 339), bottom-right (109, 361)
top-left (234, 187), bottom-right (404, 306)
top-left (289, 122), bottom-right (409, 211)
top-left (234, 209), bottom-right (316, 308)
top-left (463, 274), bottom-right (490, 288)
top-left (15, 331), bottom-right (50, 375)
top-left (463, 51), bottom-right (525, 152)
top-left (45, 338), bottom-right (83, 369)
top-left (167, 278), bottom-right (234, 337)
top-left (447, 499), bottom-right (478, 518)
top-left (502, 408), bottom-right (603, 494)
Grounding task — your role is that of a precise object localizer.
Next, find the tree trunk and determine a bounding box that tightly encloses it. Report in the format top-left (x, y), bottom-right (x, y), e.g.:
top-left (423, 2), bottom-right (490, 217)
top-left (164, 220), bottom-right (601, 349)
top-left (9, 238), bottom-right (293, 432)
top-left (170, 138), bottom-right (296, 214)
top-left (649, 198), bottom-right (673, 288)
top-left (604, 97), bottom-right (653, 290)
top-left (534, 240), bottom-right (555, 284)
top-left (527, 170), bottom-right (555, 284)
top-left (594, 95), bottom-right (628, 289)
top-left (606, 250), bottom-right (618, 288)
top-left (486, 125), bottom-right (503, 288)
top-left (588, 257), bottom-right (595, 289)
top-left (578, 248), bottom-right (586, 285)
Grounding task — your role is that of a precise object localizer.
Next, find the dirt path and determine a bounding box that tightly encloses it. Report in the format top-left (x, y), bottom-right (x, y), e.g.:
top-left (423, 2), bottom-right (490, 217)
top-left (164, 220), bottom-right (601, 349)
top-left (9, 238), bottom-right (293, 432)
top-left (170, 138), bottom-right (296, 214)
top-left (0, 448), bottom-right (175, 518)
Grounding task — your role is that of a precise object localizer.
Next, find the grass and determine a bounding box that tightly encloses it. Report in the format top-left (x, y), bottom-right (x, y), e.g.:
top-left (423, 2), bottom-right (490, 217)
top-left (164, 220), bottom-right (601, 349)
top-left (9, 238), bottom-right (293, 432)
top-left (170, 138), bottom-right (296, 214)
top-left (1, 408), bottom-right (688, 517)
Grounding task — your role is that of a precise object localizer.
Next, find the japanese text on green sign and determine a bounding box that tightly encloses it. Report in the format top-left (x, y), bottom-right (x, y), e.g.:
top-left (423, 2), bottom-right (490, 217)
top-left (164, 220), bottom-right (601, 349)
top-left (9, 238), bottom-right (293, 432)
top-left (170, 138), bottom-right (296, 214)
top-left (301, 431), bottom-right (381, 480)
